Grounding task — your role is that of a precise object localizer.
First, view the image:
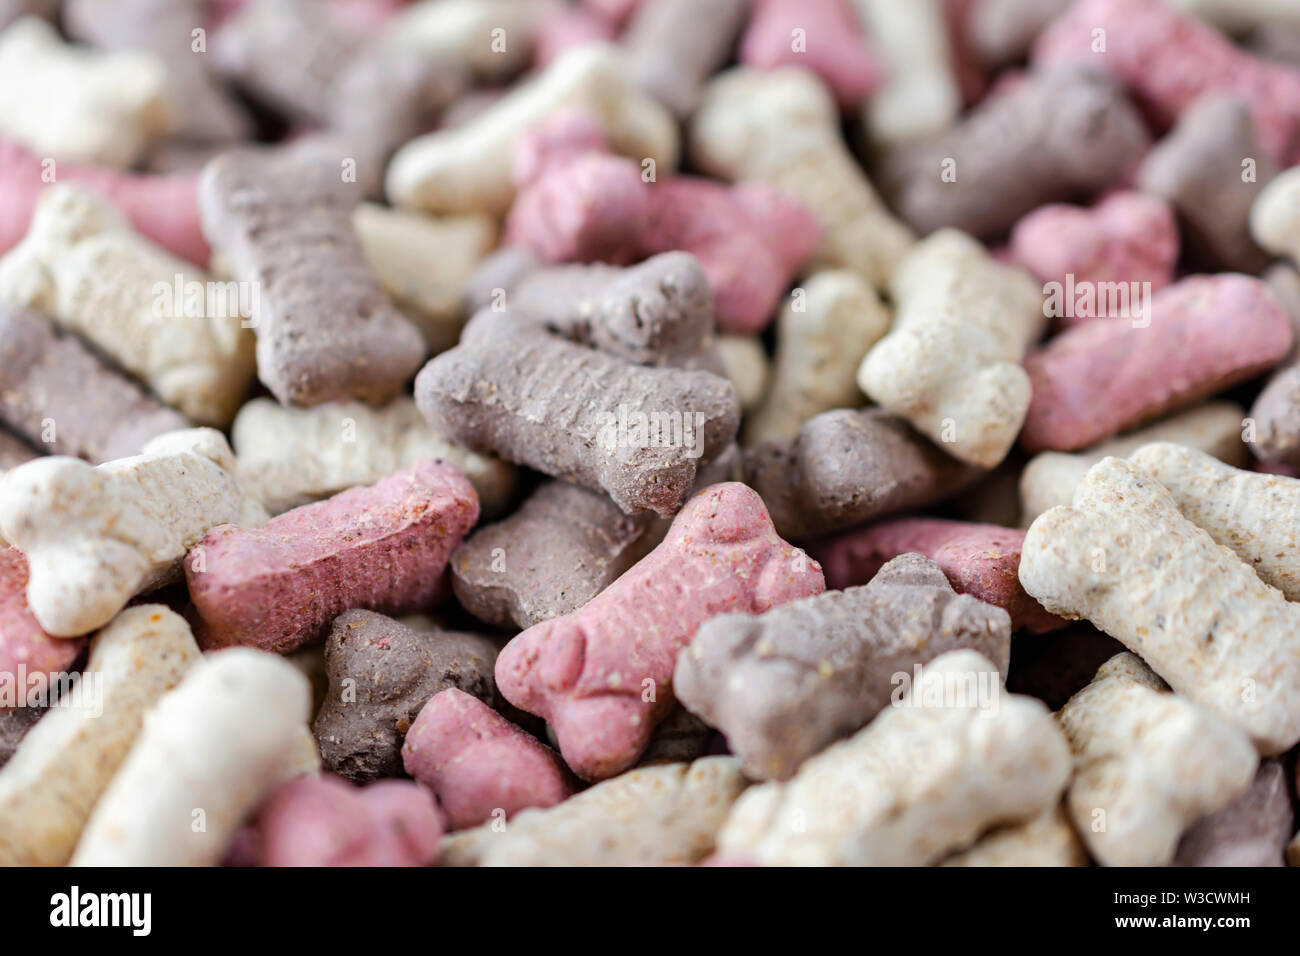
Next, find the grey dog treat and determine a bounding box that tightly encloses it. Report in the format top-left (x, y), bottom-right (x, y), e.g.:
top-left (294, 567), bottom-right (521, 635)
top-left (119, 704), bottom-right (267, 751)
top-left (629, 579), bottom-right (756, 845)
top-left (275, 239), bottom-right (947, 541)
top-left (1138, 95), bottom-right (1276, 273)
top-left (743, 407), bottom-right (976, 540)
top-left (675, 553), bottom-right (1012, 781)
top-left (878, 67), bottom-right (1149, 239)
top-left (415, 311), bottom-right (740, 516)
top-left (622, 0), bottom-right (749, 118)
top-left (198, 146), bottom-right (426, 407)
top-left (464, 246), bottom-right (543, 314)
top-left (1174, 761), bottom-right (1293, 867)
top-left (0, 305), bottom-right (189, 463)
top-left (311, 610), bottom-right (499, 784)
top-left (0, 705), bottom-right (43, 769)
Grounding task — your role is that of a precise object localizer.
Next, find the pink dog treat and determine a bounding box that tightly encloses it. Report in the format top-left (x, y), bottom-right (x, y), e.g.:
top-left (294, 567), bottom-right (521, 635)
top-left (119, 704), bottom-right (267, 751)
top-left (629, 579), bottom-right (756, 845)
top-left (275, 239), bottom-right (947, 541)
top-left (810, 516), bottom-right (1065, 633)
top-left (0, 549), bottom-right (86, 706)
top-left (1010, 192), bottom-right (1179, 325)
top-left (237, 774), bottom-right (443, 867)
top-left (1033, 0), bottom-right (1300, 164)
top-left (1022, 275), bottom-right (1293, 452)
top-left (187, 459), bottom-right (479, 653)
top-left (0, 140), bottom-right (207, 266)
top-left (402, 688), bottom-right (574, 830)
top-left (495, 482), bottom-right (825, 781)
top-left (741, 0), bottom-right (882, 108)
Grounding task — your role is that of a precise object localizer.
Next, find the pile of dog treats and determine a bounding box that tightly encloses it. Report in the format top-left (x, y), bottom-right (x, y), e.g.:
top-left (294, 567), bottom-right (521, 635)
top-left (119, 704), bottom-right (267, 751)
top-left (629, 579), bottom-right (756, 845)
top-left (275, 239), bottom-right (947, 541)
top-left (1, 0), bottom-right (1299, 869)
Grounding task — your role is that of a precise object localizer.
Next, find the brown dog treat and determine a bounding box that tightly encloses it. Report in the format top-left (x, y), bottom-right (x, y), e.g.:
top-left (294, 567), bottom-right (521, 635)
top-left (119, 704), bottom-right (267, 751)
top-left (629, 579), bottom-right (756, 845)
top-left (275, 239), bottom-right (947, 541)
top-left (1174, 761), bottom-right (1293, 867)
top-left (0, 304), bottom-right (188, 463)
top-left (312, 609), bottom-right (498, 784)
top-left (1004, 623), bottom-right (1127, 711)
top-left (198, 145), bottom-right (426, 407)
top-left (743, 407), bottom-right (976, 540)
top-left (675, 553), bottom-right (1012, 781)
top-left (878, 66), bottom-right (1149, 239)
top-left (0, 704), bottom-right (42, 769)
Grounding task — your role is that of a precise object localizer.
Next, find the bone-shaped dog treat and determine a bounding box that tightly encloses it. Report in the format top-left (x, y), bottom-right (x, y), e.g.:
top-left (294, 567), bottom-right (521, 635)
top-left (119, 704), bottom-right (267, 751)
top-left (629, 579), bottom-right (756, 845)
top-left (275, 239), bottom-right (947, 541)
top-left (387, 45), bottom-right (678, 217)
top-left (941, 804), bottom-right (1087, 867)
top-left (1056, 653), bottom-right (1258, 867)
top-left (964, 0), bottom-right (1069, 67)
top-left (496, 482), bottom-right (824, 781)
top-left (439, 756), bottom-right (748, 867)
top-left (199, 146), bottom-right (426, 407)
top-left (1022, 275), bottom-right (1292, 453)
top-left (741, 0), bottom-right (882, 108)
top-left (312, 610), bottom-right (497, 784)
top-left (0, 17), bottom-right (171, 167)
top-left (403, 688), bottom-right (575, 830)
top-left (689, 67), bottom-right (914, 287)
top-left (0, 605), bottom-right (200, 866)
top-left (1021, 456), bottom-right (1300, 754)
top-left (231, 397), bottom-right (516, 517)
top-left (715, 650), bottom-right (1071, 865)
top-left (0, 304), bottom-right (188, 463)
top-left (858, 229), bottom-right (1044, 468)
top-left (745, 407), bottom-right (977, 540)
top-left (0, 549), bottom-right (86, 696)
top-left (1174, 760), bottom-right (1293, 867)
top-left (744, 271), bottom-right (890, 447)
top-left (620, 0), bottom-right (747, 118)
top-left (0, 428), bottom-right (267, 637)
top-left (877, 67), bottom-right (1149, 239)
top-left (676, 553), bottom-right (1011, 781)
top-left (71, 648), bottom-right (314, 866)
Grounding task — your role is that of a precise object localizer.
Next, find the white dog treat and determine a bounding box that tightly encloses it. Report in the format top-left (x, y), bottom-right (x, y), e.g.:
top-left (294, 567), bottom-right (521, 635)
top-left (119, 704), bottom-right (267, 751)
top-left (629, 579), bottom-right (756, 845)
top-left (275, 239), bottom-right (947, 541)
top-left (71, 648), bottom-right (313, 866)
top-left (1252, 165), bottom-right (1300, 258)
top-left (378, 0), bottom-right (549, 81)
top-left (745, 270), bottom-right (891, 446)
top-left (230, 397), bottom-right (516, 517)
top-left (850, 0), bottom-right (961, 146)
top-left (1020, 456), bottom-right (1300, 754)
top-left (1019, 402), bottom-right (1247, 525)
top-left (0, 605), bottom-right (200, 866)
top-left (0, 184), bottom-right (256, 427)
top-left (1056, 653), bottom-right (1258, 867)
top-left (857, 229), bottom-right (1044, 468)
top-left (353, 203), bottom-right (498, 354)
top-left (715, 650), bottom-right (1071, 866)
top-left (0, 16), bottom-right (171, 167)
top-left (715, 334), bottom-right (769, 413)
top-left (689, 67), bottom-right (915, 287)
top-left (941, 804), bottom-right (1087, 867)
top-left (1129, 442), bottom-right (1300, 601)
top-left (386, 44), bottom-right (678, 216)
top-left (1167, 0), bottom-right (1300, 32)
top-left (1175, 760), bottom-right (1294, 867)
top-left (0, 428), bottom-right (268, 636)
top-left (439, 756), bottom-right (748, 867)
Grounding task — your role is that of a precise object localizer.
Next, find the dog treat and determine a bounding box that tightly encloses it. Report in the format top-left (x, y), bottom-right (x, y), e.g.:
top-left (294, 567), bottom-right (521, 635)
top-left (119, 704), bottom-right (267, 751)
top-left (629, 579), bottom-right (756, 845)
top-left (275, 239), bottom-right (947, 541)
top-left (0, 184), bottom-right (255, 426)
top-left (689, 67), bottom-right (915, 287)
top-left (745, 407), bottom-right (976, 541)
top-left (812, 518), bottom-right (1063, 633)
top-left (676, 553), bottom-right (1011, 781)
top-left (0, 549), bottom-right (85, 695)
top-left (313, 610), bottom-right (498, 784)
top-left (1019, 401), bottom-right (1248, 524)
top-left (858, 229), bottom-right (1044, 468)
top-left (1022, 275), bottom-right (1292, 453)
top-left (942, 804), bottom-right (1087, 867)
top-left (0, 428), bottom-right (34, 471)
top-left (188, 459), bottom-right (478, 654)
top-left (878, 66), bottom-right (1149, 239)
top-left (198, 146), bottom-right (426, 407)
top-left (402, 688), bottom-right (574, 830)
top-left (741, 0), bottom-right (882, 108)
top-left (620, 0), bottom-right (747, 118)
top-left (716, 335), bottom-right (768, 413)
top-left (0, 304), bottom-right (188, 463)
top-left (1020, 456), bottom-right (1300, 755)
top-left (0, 605), bottom-right (200, 866)
top-left (230, 397), bottom-right (516, 518)
top-left (715, 650), bottom-right (1071, 866)
top-left (0, 0), bottom-right (54, 29)
top-left (964, 0), bottom-right (1070, 67)
top-left (1252, 165), bottom-right (1300, 262)
top-left (0, 17), bottom-right (171, 167)
top-left (387, 45), bottom-right (678, 217)
top-left (0, 428), bottom-right (266, 637)
top-left (440, 756), bottom-right (748, 867)
top-left (1174, 761), bottom-right (1293, 867)
top-left (1010, 192), bottom-right (1179, 324)
top-left (378, 0), bottom-right (547, 82)
top-left (0, 704), bottom-right (40, 768)
top-left (1167, 0), bottom-right (1300, 32)
top-left (744, 271), bottom-right (891, 447)
top-left (1057, 653), bottom-right (1258, 867)
top-left (464, 246), bottom-right (542, 315)
top-left (495, 482), bottom-right (824, 780)
top-left (71, 648), bottom-right (314, 866)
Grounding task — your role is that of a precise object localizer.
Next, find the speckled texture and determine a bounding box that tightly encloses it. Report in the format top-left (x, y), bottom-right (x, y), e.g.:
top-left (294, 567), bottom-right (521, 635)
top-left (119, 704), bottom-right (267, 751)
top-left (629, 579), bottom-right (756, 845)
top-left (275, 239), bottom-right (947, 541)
top-left (622, 0), bottom-right (747, 118)
top-left (496, 482), bottom-right (825, 781)
top-left (716, 650), bottom-right (1071, 866)
top-left (1021, 456), bottom-right (1300, 754)
top-left (941, 803), bottom-right (1087, 867)
top-left (0, 605), bottom-right (200, 866)
top-left (1056, 653), bottom-right (1258, 867)
top-left (1175, 761), bottom-right (1293, 867)
top-left (676, 553), bottom-right (1011, 781)
top-left (189, 459), bottom-right (478, 654)
top-left (0, 548), bottom-right (86, 693)
top-left (312, 610), bottom-right (497, 784)
top-left (742, 0), bottom-right (881, 107)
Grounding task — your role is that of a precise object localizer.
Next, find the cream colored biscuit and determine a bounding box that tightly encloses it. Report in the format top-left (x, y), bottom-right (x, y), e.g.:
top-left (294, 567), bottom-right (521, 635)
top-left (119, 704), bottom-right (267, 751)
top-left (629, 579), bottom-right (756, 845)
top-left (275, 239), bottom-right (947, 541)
top-left (941, 804), bottom-right (1087, 867)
